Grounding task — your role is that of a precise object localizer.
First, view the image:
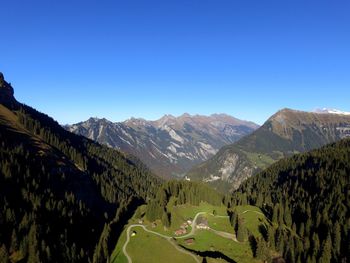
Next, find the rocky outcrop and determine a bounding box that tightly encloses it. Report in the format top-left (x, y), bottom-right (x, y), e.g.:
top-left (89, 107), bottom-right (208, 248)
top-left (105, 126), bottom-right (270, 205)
top-left (0, 72), bottom-right (16, 108)
top-left (0, 72), bottom-right (14, 99)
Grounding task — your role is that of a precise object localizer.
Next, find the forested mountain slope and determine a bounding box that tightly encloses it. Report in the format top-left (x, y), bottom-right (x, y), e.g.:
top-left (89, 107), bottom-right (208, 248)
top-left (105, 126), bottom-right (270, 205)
top-left (0, 73), bottom-right (161, 263)
top-left (231, 139), bottom-right (350, 263)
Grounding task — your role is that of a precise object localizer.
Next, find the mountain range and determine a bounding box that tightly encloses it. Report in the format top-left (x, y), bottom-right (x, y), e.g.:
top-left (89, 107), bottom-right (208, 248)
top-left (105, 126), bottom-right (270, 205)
top-left (1, 71), bottom-right (350, 262)
top-left (187, 108), bottom-right (350, 192)
top-left (65, 114), bottom-right (258, 178)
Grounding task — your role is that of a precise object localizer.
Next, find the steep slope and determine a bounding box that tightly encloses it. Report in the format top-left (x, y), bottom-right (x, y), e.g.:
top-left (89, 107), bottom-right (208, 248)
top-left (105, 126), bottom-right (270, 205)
top-left (0, 73), bottom-right (161, 263)
top-left (66, 113), bottom-right (258, 178)
top-left (231, 138), bottom-right (350, 263)
top-left (188, 108), bottom-right (350, 191)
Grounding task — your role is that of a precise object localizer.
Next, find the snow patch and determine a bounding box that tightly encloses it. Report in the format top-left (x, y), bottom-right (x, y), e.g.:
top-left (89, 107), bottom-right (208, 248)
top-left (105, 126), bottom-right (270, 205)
top-left (314, 108), bottom-right (350, 115)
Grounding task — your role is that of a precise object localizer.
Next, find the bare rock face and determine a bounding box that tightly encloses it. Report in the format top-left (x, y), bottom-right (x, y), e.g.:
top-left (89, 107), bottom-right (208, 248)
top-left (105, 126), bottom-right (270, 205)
top-left (0, 72), bottom-right (4, 85)
top-left (66, 114), bottom-right (259, 179)
top-left (0, 72), bottom-right (15, 102)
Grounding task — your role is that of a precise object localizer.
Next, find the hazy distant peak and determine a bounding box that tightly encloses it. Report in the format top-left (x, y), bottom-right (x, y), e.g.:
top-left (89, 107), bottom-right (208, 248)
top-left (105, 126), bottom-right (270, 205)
top-left (273, 107), bottom-right (350, 117)
top-left (210, 113), bottom-right (232, 118)
top-left (179, 113), bottom-right (191, 118)
top-left (125, 116), bottom-right (147, 122)
top-left (86, 117), bottom-right (111, 123)
top-left (313, 108), bottom-right (350, 115)
top-left (128, 116), bottom-right (147, 121)
top-left (159, 114), bottom-right (176, 120)
top-left (87, 117), bottom-right (101, 122)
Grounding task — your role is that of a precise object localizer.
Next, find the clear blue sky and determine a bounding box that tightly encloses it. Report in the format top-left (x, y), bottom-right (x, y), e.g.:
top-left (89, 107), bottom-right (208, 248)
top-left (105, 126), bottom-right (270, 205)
top-left (1, 0), bottom-right (349, 125)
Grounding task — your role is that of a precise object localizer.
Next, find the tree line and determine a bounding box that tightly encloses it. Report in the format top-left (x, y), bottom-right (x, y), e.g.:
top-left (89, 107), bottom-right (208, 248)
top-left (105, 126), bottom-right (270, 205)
top-left (146, 180), bottom-right (223, 226)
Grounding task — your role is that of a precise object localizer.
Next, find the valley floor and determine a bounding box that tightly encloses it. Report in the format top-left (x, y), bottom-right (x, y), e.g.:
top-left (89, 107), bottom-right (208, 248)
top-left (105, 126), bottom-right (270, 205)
top-left (111, 202), bottom-right (268, 263)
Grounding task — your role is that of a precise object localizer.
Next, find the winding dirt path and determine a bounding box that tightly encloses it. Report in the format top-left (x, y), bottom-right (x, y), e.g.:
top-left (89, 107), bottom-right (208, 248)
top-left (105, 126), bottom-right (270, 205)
top-left (241, 210), bottom-right (264, 216)
top-left (210, 228), bottom-right (238, 242)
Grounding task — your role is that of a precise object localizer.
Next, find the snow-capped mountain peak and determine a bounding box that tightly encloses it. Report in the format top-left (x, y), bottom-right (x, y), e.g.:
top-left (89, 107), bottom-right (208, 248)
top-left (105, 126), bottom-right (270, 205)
top-left (314, 108), bottom-right (350, 115)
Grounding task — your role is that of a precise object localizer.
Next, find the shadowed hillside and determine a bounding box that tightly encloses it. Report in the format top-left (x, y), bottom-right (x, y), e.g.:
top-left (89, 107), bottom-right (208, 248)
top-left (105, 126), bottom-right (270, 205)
top-left (0, 73), bottom-right (161, 263)
top-left (231, 138), bottom-right (350, 262)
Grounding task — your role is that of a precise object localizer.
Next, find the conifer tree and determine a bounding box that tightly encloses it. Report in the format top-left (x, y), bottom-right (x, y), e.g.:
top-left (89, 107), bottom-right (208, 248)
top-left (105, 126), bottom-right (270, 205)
top-left (231, 213), bottom-right (238, 234)
top-left (267, 225), bottom-right (275, 250)
top-left (272, 204), bottom-right (278, 223)
top-left (0, 244), bottom-right (9, 263)
top-left (278, 205), bottom-right (284, 226)
top-left (284, 204), bottom-right (292, 227)
top-left (236, 219), bottom-right (247, 242)
top-left (298, 222), bottom-right (305, 237)
top-left (333, 221), bottom-right (341, 259)
top-left (10, 229), bottom-right (18, 253)
top-left (312, 232), bottom-right (320, 257)
top-left (319, 234), bottom-right (332, 263)
top-left (161, 212), bottom-right (170, 228)
top-left (256, 238), bottom-right (270, 262)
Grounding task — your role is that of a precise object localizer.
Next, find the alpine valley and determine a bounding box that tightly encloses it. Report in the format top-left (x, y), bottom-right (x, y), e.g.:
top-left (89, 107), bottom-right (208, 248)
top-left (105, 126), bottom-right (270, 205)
top-left (1, 72), bottom-right (349, 263)
top-left (3, 1), bottom-right (350, 262)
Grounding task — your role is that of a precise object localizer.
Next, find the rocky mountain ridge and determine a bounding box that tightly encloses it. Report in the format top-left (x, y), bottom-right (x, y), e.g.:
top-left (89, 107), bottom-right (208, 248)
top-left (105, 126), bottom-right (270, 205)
top-left (66, 113), bottom-right (259, 178)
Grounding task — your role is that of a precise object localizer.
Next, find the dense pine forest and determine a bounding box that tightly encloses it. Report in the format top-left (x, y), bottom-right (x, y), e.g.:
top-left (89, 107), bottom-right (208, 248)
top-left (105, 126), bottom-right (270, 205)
top-left (0, 76), bottom-right (161, 263)
top-left (230, 139), bottom-right (350, 263)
